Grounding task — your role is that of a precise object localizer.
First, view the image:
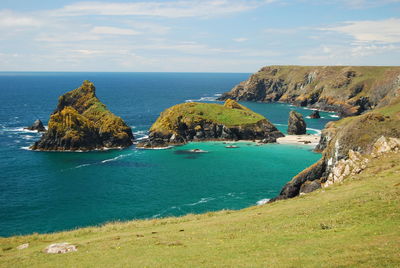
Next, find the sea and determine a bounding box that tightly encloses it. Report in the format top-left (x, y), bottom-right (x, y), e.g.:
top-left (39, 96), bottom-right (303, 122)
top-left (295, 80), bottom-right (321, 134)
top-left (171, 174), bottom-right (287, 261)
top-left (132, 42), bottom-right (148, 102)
top-left (0, 72), bottom-right (338, 237)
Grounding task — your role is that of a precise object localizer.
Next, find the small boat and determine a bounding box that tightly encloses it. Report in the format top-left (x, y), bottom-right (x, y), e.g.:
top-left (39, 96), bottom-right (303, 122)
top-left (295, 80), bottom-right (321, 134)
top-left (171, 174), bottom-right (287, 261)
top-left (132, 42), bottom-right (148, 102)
top-left (225, 145), bottom-right (239, 148)
top-left (189, 149), bottom-right (208, 153)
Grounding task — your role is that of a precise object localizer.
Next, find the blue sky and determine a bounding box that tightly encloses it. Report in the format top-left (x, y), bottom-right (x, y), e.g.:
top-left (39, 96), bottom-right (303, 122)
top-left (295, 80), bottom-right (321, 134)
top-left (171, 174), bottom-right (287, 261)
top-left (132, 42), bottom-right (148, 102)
top-left (1, 0), bottom-right (399, 72)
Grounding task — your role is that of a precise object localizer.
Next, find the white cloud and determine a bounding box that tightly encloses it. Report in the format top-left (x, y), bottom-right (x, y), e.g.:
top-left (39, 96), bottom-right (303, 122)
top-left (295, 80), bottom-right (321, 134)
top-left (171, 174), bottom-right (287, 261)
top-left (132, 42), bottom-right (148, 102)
top-left (339, 0), bottom-right (400, 8)
top-left (321, 18), bottom-right (400, 44)
top-left (35, 33), bottom-right (101, 42)
top-left (233, 37), bottom-right (248, 42)
top-left (0, 10), bottom-right (42, 27)
top-left (91, 26), bottom-right (140, 35)
top-left (53, 0), bottom-right (268, 18)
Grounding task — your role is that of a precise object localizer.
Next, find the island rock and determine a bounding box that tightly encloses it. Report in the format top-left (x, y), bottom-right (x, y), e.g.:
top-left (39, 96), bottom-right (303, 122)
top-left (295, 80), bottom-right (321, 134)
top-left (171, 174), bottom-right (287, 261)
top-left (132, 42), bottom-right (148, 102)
top-left (138, 99), bottom-right (284, 148)
top-left (31, 81), bottom-right (134, 151)
top-left (309, 110), bottom-right (320, 119)
top-left (25, 119), bottom-right (46, 132)
top-left (287, 111), bottom-right (306, 135)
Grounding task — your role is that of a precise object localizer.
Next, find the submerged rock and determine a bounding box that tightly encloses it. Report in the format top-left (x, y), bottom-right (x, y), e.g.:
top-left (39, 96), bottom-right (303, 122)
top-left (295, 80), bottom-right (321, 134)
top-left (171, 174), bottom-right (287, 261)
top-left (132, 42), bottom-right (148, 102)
top-left (309, 110), bottom-right (320, 119)
top-left (287, 111), bottom-right (306, 135)
top-left (31, 81), bottom-right (134, 151)
top-left (44, 243), bottom-right (77, 254)
top-left (138, 99), bottom-right (283, 148)
top-left (25, 119), bottom-right (46, 132)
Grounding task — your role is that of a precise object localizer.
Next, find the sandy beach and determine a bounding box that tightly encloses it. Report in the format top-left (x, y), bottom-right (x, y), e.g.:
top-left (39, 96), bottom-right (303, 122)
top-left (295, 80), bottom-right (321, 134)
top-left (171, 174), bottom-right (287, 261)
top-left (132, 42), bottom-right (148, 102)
top-left (277, 134), bottom-right (320, 146)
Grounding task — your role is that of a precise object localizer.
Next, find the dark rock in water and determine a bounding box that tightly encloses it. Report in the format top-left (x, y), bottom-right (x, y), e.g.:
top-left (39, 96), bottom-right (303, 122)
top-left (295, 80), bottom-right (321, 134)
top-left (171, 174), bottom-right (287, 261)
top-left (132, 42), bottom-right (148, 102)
top-left (31, 81), bottom-right (134, 151)
top-left (309, 110), bottom-right (320, 119)
top-left (25, 119), bottom-right (46, 132)
top-left (270, 159), bottom-right (326, 201)
top-left (138, 99), bottom-right (284, 148)
top-left (287, 111), bottom-right (306, 135)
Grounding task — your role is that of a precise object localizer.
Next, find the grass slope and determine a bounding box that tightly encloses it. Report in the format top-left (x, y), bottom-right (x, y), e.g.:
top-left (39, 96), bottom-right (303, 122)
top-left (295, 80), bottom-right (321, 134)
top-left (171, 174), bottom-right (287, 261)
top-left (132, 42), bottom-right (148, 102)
top-left (1, 154), bottom-right (399, 267)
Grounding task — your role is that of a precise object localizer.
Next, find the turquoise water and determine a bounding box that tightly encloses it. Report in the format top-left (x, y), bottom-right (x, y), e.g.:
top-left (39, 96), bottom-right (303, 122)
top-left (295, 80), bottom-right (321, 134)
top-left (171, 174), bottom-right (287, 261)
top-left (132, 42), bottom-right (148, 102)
top-left (0, 72), bottom-right (336, 237)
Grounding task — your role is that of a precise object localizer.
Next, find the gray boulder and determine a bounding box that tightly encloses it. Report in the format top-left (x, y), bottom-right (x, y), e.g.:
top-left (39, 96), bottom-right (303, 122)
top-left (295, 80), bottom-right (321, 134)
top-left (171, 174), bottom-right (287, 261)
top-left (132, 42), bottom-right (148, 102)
top-left (25, 119), bottom-right (46, 132)
top-left (288, 111), bottom-right (306, 135)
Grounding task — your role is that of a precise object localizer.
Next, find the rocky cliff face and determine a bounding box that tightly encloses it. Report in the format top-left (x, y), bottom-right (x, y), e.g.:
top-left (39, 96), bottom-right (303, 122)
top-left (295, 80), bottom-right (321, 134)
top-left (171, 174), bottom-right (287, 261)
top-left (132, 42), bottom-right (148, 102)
top-left (271, 97), bottom-right (400, 201)
top-left (219, 66), bottom-right (400, 116)
top-left (287, 111), bottom-right (306, 135)
top-left (31, 81), bottom-right (134, 151)
top-left (138, 99), bottom-right (283, 148)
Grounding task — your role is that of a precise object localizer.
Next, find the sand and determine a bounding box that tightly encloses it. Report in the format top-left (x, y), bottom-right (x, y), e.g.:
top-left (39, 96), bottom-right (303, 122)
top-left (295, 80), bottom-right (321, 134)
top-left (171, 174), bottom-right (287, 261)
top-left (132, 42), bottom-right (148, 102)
top-left (277, 134), bottom-right (320, 146)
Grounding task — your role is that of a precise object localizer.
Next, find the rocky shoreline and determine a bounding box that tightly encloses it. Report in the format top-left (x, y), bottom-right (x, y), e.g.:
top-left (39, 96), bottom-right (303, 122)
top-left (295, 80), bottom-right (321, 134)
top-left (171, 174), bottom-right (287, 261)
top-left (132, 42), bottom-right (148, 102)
top-left (138, 100), bottom-right (284, 148)
top-left (31, 81), bottom-right (134, 151)
top-left (218, 66), bottom-right (400, 117)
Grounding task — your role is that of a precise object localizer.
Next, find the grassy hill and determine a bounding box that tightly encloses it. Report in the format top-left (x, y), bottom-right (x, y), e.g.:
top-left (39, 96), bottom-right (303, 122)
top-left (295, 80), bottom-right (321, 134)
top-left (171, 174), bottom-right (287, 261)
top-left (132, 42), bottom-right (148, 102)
top-left (1, 152), bottom-right (399, 267)
top-left (139, 99), bottom-right (283, 147)
top-left (150, 100), bottom-right (265, 134)
top-left (219, 66), bottom-right (400, 116)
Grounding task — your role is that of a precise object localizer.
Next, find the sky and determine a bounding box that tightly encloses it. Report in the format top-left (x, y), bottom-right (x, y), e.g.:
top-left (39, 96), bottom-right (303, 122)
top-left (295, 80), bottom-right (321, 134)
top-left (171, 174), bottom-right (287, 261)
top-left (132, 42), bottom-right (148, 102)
top-left (0, 0), bottom-right (399, 72)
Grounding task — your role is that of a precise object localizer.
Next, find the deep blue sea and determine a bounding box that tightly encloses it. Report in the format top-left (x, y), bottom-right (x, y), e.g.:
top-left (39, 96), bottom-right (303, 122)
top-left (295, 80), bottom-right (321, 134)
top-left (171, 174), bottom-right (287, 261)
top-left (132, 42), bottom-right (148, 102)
top-left (0, 72), bottom-right (338, 237)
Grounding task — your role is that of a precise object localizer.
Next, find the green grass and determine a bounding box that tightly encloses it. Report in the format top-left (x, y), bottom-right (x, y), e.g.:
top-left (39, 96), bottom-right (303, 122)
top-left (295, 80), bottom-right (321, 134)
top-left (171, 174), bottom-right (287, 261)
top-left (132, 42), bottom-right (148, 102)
top-left (150, 101), bottom-right (266, 134)
top-left (251, 66), bottom-right (400, 105)
top-left (1, 153), bottom-right (399, 267)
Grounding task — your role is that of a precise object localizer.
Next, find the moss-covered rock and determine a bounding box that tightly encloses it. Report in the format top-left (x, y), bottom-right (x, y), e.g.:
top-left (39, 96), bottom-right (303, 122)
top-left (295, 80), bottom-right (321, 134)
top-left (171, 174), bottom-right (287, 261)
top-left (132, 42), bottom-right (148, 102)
top-left (31, 81), bottom-right (134, 151)
top-left (138, 99), bottom-right (283, 148)
top-left (219, 66), bottom-right (400, 116)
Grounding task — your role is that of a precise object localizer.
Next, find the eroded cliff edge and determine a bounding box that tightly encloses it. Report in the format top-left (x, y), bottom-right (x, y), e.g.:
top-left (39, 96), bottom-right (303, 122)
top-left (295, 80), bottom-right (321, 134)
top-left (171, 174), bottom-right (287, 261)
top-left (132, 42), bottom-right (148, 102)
top-left (218, 66), bottom-right (400, 116)
top-left (138, 99), bottom-right (283, 148)
top-left (271, 96), bottom-right (400, 201)
top-left (31, 81), bottom-right (134, 151)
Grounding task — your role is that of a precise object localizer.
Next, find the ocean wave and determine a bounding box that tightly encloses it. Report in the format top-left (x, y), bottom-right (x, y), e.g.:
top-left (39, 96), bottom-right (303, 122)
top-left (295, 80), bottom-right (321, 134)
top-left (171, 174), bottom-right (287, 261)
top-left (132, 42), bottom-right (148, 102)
top-left (139, 146), bottom-right (172, 150)
top-left (21, 135), bottom-right (36, 140)
top-left (75, 163), bottom-right (91, 169)
top-left (306, 128), bottom-right (322, 135)
top-left (256, 198), bottom-right (270, 205)
top-left (133, 130), bottom-right (147, 136)
top-left (136, 135), bottom-right (149, 141)
top-left (329, 114), bottom-right (340, 118)
top-left (20, 146), bottom-right (31, 151)
top-left (2, 127), bottom-right (38, 133)
top-left (186, 197), bottom-right (216, 206)
top-left (214, 93), bottom-right (222, 97)
top-left (101, 153), bottom-right (132, 163)
top-left (185, 96), bottom-right (218, 103)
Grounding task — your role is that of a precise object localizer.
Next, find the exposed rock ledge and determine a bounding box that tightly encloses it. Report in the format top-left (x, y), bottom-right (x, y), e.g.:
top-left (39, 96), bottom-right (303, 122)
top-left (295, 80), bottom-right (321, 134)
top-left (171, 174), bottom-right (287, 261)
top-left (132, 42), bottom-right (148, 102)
top-left (31, 81), bottom-right (134, 151)
top-left (218, 66), bottom-right (400, 117)
top-left (323, 136), bottom-right (400, 187)
top-left (271, 97), bottom-right (400, 201)
top-left (138, 99), bottom-right (284, 148)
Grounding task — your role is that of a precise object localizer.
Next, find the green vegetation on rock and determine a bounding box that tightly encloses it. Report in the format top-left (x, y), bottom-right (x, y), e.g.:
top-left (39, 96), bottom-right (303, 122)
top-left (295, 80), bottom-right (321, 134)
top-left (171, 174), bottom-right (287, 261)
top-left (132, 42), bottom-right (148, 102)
top-left (1, 152), bottom-right (399, 267)
top-left (31, 81), bottom-right (134, 151)
top-left (219, 65), bottom-right (400, 116)
top-left (139, 99), bottom-right (283, 147)
top-left (150, 100), bottom-right (264, 134)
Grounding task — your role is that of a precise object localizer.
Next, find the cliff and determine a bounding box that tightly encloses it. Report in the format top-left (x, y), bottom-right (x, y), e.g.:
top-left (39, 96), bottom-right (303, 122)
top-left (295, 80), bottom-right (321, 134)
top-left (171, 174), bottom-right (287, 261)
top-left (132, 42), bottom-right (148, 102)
top-left (138, 99), bottom-right (283, 148)
top-left (31, 81), bottom-right (134, 151)
top-left (219, 66), bottom-right (400, 116)
top-left (272, 96), bottom-right (400, 200)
